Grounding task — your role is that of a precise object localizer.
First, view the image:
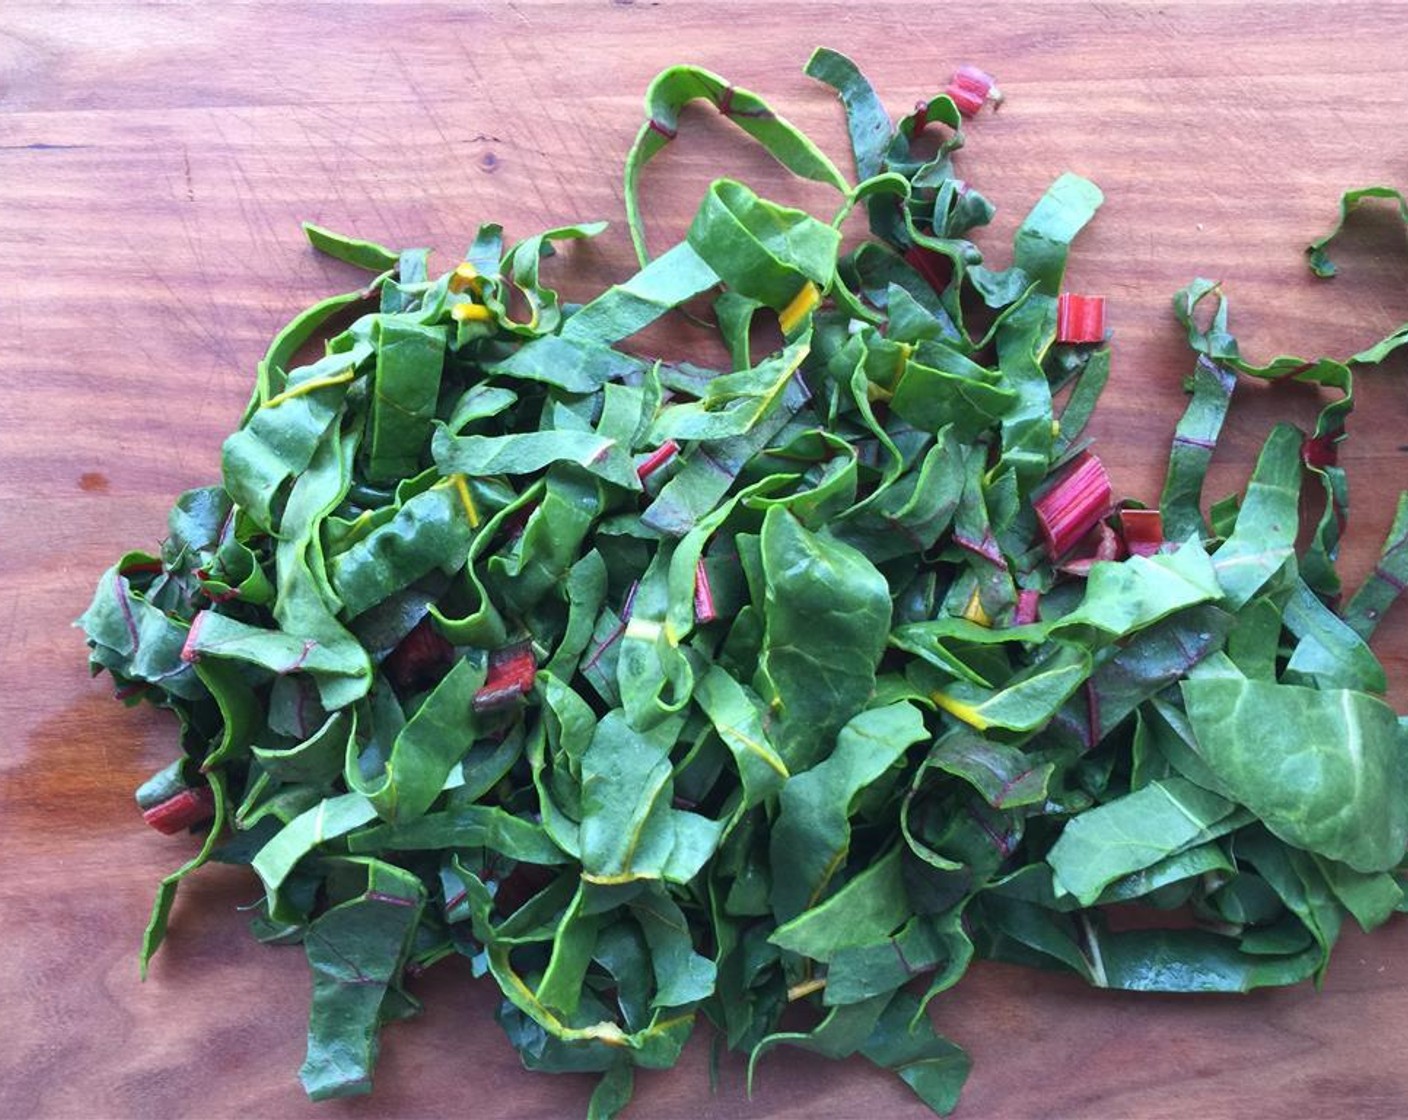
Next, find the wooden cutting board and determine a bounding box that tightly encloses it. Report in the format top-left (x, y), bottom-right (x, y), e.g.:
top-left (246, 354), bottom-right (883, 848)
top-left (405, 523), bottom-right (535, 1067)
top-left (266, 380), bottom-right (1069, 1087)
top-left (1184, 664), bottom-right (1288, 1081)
top-left (4, 3), bottom-right (1408, 1117)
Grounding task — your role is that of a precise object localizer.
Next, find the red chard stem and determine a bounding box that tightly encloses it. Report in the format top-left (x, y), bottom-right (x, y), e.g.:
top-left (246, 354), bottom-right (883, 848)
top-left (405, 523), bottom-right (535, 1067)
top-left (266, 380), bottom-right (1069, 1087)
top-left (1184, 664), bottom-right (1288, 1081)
top-left (142, 786), bottom-right (215, 835)
top-left (694, 559), bottom-right (717, 623)
top-left (946, 65), bottom-right (1001, 116)
top-left (1120, 508), bottom-right (1165, 557)
top-left (473, 641), bottom-right (537, 713)
top-left (1057, 294), bottom-right (1106, 344)
top-left (636, 440), bottom-right (680, 482)
top-left (1034, 451), bottom-right (1114, 559)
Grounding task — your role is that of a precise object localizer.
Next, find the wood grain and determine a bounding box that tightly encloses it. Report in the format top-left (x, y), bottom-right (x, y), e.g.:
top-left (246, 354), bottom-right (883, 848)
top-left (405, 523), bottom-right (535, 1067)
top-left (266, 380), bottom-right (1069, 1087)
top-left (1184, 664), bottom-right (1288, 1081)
top-left (3, 3), bottom-right (1408, 1117)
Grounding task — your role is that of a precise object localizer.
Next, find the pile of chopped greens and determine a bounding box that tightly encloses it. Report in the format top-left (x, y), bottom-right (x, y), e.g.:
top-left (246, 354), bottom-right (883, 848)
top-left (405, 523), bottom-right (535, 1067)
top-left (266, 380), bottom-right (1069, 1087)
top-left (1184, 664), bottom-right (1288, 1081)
top-left (79, 48), bottom-right (1408, 1117)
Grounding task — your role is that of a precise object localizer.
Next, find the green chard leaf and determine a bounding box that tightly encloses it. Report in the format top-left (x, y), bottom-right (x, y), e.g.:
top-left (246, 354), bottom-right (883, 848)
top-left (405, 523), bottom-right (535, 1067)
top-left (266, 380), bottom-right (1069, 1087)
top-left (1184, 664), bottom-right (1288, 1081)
top-left (1306, 185), bottom-right (1408, 278)
top-left (1160, 356), bottom-right (1237, 543)
top-left (756, 507), bottom-right (892, 769)
top-left (299, 858), bottom-right (426, 1100)
top-left (1210, 423), bottom-right (1302, 609)
top-left (1183, 678), bottom-right (1408, 872)
top-left (769, 702), bottom-right (928, 922)
top-left (1047, 777), bottom-right (1241, 905)
top-left (1343, 492), bottom-right (1408, 641)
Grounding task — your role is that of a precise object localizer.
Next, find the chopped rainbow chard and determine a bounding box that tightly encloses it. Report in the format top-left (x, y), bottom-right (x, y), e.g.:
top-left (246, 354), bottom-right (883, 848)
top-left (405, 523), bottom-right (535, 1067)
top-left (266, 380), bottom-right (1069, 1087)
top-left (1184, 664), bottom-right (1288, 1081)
top-left (75, 47), bottom-right (1408, 1120)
